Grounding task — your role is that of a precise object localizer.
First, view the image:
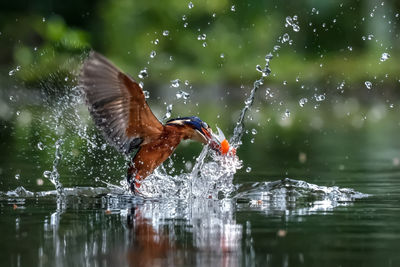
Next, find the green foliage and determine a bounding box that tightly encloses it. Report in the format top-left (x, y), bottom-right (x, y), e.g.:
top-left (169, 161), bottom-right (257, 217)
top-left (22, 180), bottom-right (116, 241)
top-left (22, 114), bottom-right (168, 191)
top-left (1, 0), bottom-right (399, 88)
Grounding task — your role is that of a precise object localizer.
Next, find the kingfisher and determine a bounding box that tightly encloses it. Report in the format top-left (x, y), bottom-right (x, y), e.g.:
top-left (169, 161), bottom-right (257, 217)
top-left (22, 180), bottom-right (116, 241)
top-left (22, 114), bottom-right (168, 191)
top-left (79, 52), bottom-right (234, 193)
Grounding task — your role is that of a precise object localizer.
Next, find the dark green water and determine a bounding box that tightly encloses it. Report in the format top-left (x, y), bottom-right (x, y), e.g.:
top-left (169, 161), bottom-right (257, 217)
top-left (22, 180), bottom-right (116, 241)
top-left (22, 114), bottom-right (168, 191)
top-left (1, 122), bottom-right (400, 267)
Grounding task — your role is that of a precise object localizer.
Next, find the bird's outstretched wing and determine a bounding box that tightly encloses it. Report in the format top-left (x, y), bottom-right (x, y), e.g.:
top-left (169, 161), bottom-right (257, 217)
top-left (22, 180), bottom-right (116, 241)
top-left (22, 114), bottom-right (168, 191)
top-left (79, 52), bottom-right (163, 154)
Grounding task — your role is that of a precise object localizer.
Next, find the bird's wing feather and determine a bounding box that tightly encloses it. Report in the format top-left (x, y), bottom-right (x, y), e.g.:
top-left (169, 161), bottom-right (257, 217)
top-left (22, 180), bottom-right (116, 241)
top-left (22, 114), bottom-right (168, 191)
top-left (79, 52), bottom-right (163, 154)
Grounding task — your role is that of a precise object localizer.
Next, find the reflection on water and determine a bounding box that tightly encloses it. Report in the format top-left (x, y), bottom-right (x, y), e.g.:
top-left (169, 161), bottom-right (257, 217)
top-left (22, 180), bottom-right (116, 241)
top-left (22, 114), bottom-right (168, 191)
top-left (5, 197), bottom-right (246, 267)
top-left (126, 199), bottom-right (243, 267)
top-left (1, 178), bottom-right (369, 267)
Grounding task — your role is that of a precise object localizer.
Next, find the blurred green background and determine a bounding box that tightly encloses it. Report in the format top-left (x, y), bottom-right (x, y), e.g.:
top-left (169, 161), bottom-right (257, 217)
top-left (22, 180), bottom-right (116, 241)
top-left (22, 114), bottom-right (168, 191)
top-left (0, 0), bottom-right (399, 191)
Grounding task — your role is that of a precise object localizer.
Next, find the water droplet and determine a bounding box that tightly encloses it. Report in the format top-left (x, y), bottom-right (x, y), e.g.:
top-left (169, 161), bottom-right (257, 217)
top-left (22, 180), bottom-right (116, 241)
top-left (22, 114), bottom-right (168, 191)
top-left (368, 34), bottom-right (374, 40)
top-left (16, 111), bottom-right (20, 116)
top-left (284, 109), bottom-right (290, 117)
top-left (42, 17), bottom-right (46, 22)
top-left (315, 94), bottom-right (325, 102)
top-left (150, 51), bottom-right (156, 58)
top-left (197, 33), bottom-right (207, 40)
top-left (8, 66), bottom-right (21, 76)
top-left (282, 33), bottom-right (290, 43)
top-left (348, 46), bottom-right (353, 51)
top-left (182, 15), bottom-right (187, 21)
top-left (171, 79), bottom-right (180, 88)
top-left (202, 42), bottom-right (207, 47)
top-left (164, 104), bottom-right (173, 120)
top-left (364, 81), bottom-right (372, 89)
top-left (163, 30), bottom-right (169, 36)
top-left (176, 90), bottom-right (190, 100)
top-left (286, 16), bottom-right (300, 32)
top-left (184, 22), bottom-right (188, 28)
top-left (256, 64), bottom-right (271, 77)
top-left (15, 174), bottom-right (20, 180)
top-left (299, 98), bottom-right (308, 107)
top-left (273, 45), bottom-right (280, 52)
top-left (154, 39), bottom-right (159, 45)
top-left (101, 144), bottom-right (107, 150)
top-left (231, 5), bottom-right (236, 12)
top-left (265, 53), bottom-right (273, 61)
top-left (292, 24), bottom-right (300, 32)
top-left (286, 16), bottom-right (293, 26)
top-left (188, 1), bottom-right (194, 9)
top-left (143, 90), bottom-right (150, 99)
top-left (138, 68), bottom-right (148, 79)
top-left (220, 53), bottom-right (225, 58)
top-left (337, 81), bottom-right (345, 90)
top-left (37, 142), bottom-right (44, 150)
top-left (43, 171), bottom-right (51, 178)
top-left (380, 52), bottom-right (390, 62)
top-left (251, 129), bottom-right (257, 135)
top-left (244, 98), bottom-right (252, 106)
top-left (246, 167), bottom-right (252, 173)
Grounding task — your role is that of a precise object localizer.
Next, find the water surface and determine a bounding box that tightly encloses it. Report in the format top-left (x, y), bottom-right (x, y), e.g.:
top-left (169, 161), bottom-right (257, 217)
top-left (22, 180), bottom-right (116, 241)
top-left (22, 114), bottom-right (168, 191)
top-left (1, 127), bottom-right (399, 267)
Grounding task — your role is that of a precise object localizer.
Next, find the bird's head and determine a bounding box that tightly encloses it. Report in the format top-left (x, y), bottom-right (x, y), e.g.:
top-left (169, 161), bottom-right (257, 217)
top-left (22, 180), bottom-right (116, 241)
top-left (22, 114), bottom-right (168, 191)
top-left (166, 116), bottom-right (235, 155)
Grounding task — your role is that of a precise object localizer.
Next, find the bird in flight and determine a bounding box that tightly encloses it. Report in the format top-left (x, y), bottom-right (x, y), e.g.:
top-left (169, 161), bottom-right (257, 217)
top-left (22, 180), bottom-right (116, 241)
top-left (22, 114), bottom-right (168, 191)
top-left (79, 52), bottom-right (234, 193)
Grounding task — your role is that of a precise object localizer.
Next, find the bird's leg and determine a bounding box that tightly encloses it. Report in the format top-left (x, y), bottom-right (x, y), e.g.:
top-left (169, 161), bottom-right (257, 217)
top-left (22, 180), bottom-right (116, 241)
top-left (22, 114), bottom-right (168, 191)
top-left (127, 161), bottom-right (143, 195)
top-left (127, 161), bottom-right (137, 193)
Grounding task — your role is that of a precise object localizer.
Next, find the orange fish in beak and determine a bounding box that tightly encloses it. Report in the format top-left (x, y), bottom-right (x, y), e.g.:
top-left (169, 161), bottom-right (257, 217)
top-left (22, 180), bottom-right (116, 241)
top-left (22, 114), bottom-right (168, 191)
top-left (209, 127), bottom-right (236, 156)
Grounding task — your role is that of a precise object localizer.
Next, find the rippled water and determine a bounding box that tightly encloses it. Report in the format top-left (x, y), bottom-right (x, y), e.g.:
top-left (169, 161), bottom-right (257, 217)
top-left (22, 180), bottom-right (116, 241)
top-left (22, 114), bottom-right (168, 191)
top-left (2, 166), bottom-right (399, 267)
top-left (2, 110), bottom-right (400, 267)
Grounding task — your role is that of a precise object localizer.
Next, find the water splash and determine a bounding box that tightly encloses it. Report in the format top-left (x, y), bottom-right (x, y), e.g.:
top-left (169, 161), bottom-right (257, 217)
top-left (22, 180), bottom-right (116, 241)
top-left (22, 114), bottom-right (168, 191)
top-left (2, 177), bottom-right (368, 209)
top-left (235, 177), bottom-right (369, 211)
top-left (47, 139), bottom-right (65, 198)
top-left (230, 54), bottom-right (272, 146)
top-left (137, 52), bottom-right (274, 199)
top-left (138, 54), bottom-right (275, 199)
top-left (140, 53), bottom-right (272, 199)
top-left (137, 147), bottom-right (242, 199)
